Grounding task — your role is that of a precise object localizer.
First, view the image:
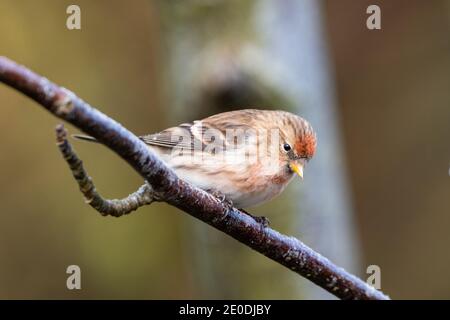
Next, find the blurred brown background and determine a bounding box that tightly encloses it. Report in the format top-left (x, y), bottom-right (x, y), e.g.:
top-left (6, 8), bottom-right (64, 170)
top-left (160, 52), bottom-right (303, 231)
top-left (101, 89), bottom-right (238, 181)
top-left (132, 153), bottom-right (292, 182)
top-left (0, 0), bottom-right (449, 299)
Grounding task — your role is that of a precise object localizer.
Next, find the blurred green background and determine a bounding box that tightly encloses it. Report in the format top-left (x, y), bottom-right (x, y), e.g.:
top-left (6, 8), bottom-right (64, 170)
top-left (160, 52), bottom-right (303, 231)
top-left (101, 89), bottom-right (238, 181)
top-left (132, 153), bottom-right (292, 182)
top-left (0, 0), bottom-right (449, 299)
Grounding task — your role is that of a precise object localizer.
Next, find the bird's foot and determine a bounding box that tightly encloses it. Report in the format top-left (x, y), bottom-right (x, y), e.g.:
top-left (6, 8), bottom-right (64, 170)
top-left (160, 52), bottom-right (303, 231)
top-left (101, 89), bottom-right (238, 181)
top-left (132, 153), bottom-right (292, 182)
top-left (239, 208), bottom-right (270, 228)
top-left (206, 190), bottom-right (269, 227)
top-left (207, 189), bottom-right (234, 208)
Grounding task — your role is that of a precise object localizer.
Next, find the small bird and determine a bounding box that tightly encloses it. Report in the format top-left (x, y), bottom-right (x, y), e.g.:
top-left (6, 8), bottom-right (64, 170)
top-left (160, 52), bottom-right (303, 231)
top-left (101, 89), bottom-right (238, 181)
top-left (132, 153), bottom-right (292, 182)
top-left (74, 109), bottom-right (316, 208)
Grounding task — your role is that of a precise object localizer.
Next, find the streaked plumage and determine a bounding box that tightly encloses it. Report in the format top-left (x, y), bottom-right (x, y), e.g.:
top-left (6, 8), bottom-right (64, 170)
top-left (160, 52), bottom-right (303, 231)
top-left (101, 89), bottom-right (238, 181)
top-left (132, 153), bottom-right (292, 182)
top-left (76, 109), bottom-right (316, 208)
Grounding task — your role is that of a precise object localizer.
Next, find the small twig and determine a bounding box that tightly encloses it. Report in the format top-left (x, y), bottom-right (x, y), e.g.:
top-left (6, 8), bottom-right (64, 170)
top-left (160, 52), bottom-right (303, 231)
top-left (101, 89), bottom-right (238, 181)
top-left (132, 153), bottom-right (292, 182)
top-left (0, 56), bottom-right (390, 300)
top-left (55, 124), bottom-right (155, 216)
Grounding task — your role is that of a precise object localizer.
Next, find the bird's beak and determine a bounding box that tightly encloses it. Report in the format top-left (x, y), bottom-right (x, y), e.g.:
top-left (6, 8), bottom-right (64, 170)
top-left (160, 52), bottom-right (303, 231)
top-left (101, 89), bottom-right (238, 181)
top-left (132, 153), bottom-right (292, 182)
top-left (289, 162), bottom-right (304, 179)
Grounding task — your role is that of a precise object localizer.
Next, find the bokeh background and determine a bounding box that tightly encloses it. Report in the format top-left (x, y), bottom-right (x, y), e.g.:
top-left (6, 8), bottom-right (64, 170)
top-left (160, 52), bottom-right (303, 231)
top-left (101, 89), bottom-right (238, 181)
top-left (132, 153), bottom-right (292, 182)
top-left (0, 0), bottom-right (449, 299)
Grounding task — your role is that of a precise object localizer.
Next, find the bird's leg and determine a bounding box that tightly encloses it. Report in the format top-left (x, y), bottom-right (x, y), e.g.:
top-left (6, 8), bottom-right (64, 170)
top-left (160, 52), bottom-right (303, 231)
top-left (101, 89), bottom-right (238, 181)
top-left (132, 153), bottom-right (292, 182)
top-left (206, 189), bottom-right (270, 227)
top-left (206, 189), bottom-right (234, 208)
top-left (239, 209), bottom-right (270, 228)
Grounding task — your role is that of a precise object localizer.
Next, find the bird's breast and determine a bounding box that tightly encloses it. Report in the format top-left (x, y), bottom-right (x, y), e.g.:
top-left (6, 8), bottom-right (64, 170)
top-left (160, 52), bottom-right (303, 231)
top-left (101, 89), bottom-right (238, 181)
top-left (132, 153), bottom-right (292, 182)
top-left (152, 146), bottom-right (294, 208)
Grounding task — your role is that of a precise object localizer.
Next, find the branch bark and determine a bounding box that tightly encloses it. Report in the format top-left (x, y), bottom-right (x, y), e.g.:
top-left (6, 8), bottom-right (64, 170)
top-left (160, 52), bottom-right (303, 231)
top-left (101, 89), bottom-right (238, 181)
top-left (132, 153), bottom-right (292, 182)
top-left (56, 124), bottom-right (155, 216)
top-left (0, 56), bottom-right (389, 300)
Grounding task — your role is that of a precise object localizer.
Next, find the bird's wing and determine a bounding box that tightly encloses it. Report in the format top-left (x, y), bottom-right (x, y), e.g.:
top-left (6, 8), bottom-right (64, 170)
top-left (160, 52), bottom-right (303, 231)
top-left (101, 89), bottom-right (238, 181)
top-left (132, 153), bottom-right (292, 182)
top-left (140, 110), bottom-right (264, 152)
top-left (140, 121), bottom-right (214, 151)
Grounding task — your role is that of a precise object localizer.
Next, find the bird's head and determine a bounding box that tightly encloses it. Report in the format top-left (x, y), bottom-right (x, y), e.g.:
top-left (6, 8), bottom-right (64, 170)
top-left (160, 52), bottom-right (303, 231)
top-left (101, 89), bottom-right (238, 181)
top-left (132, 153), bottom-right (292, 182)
top-left (278, 113), bottom-right (317, 179)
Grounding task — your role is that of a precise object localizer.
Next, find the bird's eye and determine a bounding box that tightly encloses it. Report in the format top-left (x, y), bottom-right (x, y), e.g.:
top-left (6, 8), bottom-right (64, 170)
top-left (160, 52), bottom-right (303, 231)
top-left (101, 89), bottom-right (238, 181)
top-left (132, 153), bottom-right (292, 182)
top-left (283, 143), bottom-right (291, 152)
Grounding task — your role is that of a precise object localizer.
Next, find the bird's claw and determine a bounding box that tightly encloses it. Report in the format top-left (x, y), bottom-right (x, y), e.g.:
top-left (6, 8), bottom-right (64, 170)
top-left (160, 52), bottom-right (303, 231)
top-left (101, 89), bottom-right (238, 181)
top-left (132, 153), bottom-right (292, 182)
top-left (239, 208), bottom-right (270, 228)
top-left (208, 189), bottom-right (234, 208)
top-left (253, 215), bottom-right (270, 228)
top-left (207, 190), bottom-right (270, 227)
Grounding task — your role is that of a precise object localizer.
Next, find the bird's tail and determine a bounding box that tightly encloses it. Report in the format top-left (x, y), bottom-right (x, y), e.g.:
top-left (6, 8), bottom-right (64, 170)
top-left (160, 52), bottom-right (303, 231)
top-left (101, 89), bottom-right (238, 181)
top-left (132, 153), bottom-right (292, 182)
top-left (72, 134), bottom-right (99, 143)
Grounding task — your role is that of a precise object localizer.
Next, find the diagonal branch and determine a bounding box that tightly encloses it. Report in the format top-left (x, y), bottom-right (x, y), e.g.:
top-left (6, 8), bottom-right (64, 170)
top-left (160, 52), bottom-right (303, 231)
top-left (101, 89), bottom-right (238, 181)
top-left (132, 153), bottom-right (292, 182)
top-left (55, 124), bottom-right (155, 216)
top-left (0, 56), bottom-right (389, 300)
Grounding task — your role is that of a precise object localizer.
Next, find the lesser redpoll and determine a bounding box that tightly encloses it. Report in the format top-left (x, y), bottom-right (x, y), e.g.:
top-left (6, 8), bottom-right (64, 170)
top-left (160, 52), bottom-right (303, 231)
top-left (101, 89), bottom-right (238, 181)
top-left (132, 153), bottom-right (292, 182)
top-left (75, 109), bottom-right (316, 208)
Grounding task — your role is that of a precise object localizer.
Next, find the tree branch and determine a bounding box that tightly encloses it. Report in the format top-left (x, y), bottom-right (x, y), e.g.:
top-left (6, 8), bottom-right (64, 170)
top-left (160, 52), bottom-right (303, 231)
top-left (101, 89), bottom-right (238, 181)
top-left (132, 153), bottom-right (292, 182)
top-left (56, 124), bottom-right (155, 216)
top-left (0, 56), bottom-right (389, 300)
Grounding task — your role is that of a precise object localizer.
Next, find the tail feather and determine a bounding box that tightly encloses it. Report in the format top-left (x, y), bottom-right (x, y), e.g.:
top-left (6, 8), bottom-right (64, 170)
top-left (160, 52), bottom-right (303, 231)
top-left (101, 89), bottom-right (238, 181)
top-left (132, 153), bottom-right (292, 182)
top-left (72, 134), bottom-right (98, 143)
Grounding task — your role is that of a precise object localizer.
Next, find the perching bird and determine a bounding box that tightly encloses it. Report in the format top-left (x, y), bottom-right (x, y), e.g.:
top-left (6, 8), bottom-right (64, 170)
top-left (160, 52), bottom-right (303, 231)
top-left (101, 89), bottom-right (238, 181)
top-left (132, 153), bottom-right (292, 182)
top-left (74, 109), bottom-right (316, 208)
